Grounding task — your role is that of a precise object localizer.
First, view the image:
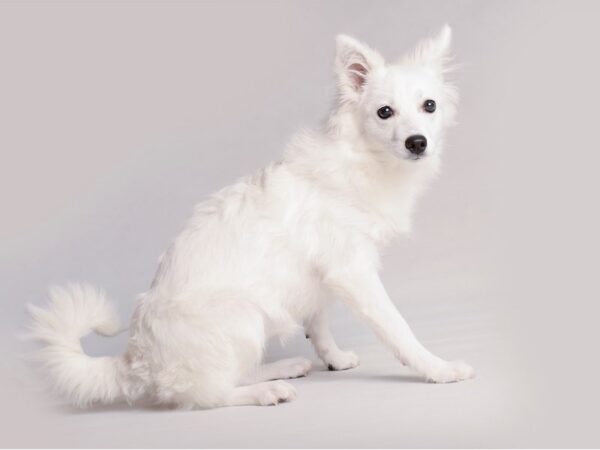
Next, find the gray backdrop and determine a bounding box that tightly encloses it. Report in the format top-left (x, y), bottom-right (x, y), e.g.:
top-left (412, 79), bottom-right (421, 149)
top-left (1, 0), bottom-right (599, 447)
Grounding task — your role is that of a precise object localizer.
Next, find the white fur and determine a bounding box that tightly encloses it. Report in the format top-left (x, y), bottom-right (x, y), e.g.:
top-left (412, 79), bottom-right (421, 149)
top-left (28, 26), bottom-right (474, 410)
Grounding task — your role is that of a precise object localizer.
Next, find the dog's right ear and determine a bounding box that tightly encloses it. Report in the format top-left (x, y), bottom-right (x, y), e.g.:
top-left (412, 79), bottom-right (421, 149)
top-left (335, 35), bottom-right (384, 102)
top-left (412, 25), bottom-right (453, 72)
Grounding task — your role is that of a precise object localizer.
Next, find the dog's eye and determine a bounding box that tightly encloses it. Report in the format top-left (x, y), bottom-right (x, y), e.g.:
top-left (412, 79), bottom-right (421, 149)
top-left (423, 99), bottom-right (436, 113)
top-left (377, 106), bottom-right (394, 120)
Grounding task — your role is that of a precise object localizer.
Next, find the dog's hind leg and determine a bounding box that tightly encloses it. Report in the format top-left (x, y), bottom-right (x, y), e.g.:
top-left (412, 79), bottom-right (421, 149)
top-left (305, 308), bottom-right (360, 371)
top-left (241, 357), bottom-right (312, 384)
top-left (224, 380), bottom-right (297, 406)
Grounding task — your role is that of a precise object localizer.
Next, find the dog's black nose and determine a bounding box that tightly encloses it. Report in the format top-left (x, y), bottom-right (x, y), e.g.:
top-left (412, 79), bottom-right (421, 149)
top-left (405, 135), bottom-right (427, 155)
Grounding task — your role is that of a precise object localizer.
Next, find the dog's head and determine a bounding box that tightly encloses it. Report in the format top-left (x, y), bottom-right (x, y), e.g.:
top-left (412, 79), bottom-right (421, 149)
top-left (334, 26), bottom-right (457, 161)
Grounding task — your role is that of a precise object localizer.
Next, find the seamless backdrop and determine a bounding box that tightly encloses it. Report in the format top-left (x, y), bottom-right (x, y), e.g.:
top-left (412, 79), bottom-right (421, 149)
top-left (1, 0), bottom-right (599, 447)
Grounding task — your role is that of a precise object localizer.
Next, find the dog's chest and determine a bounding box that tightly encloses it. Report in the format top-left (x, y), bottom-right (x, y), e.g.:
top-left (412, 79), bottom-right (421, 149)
top-left (329, 182), bottom-right (417, 245)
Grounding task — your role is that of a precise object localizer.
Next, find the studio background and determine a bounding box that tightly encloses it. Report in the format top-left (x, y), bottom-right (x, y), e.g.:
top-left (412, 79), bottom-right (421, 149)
top-left (1, 0), bottom-right (599, 447)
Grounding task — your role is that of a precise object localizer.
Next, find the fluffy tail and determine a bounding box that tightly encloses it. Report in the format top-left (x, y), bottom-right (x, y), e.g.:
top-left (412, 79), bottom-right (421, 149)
top-left (26, 283), bottom-right (128, 408)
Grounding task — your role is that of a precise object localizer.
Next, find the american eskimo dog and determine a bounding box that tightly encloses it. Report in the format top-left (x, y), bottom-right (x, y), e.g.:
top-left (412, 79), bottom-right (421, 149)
top-left (28, 26), bottom-right (474, 409)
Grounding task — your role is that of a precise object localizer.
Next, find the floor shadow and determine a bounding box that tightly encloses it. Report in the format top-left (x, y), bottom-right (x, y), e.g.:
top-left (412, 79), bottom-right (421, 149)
top-left (351, 373), bottom-right (425, 384)
top-left (311, 363), bottom-right (425, 384)
top-left (313, 370), bottom-right (425, 384)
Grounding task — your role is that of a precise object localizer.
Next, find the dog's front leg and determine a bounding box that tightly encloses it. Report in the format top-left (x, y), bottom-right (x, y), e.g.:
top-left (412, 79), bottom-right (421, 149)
top-left (305, 308), bottom-right (360, 371)
top-left (324, 269), bottom-right (475, 383)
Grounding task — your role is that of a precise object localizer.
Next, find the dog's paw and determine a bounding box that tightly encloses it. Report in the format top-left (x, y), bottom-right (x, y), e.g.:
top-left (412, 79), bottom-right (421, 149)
top-left (257, 380), bottom-right (297, 406)
top-left (426, 360), bottom-right (476, 383)
top-left (325, 350), bottom-right (360, 371)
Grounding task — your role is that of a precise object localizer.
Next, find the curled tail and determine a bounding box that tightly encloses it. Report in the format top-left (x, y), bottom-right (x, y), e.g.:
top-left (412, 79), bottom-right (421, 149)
top-left (27, 283), bottom-right (128, 408)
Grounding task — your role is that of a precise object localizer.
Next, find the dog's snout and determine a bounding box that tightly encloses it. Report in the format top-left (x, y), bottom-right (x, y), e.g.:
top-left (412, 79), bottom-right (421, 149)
top-left (405, 135), bottom-right (427, 155)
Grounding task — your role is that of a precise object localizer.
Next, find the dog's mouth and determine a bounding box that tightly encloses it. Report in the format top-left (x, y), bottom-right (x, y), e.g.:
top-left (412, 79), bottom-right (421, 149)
top-left (402, 152), bottom-right (426, 161)
top-left (392, 147), bottom-right (429, 162)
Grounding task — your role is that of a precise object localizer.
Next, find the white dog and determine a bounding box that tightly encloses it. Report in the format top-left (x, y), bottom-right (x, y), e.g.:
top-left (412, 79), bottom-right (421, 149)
top-left (28, 26), bottom-right (475, 410)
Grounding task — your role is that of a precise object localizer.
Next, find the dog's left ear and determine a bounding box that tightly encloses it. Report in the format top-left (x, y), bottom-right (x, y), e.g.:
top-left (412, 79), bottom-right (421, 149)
top-left (413, 25), bottom-right (453, 71)
top-left (335, 34), bottom-right (385, 101)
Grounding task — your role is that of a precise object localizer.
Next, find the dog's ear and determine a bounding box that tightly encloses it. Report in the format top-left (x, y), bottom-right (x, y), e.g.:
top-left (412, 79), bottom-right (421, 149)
top-left (335, 35), bottom-right (385, 101)
top-left (413, 25), bottom-right (453, 71)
